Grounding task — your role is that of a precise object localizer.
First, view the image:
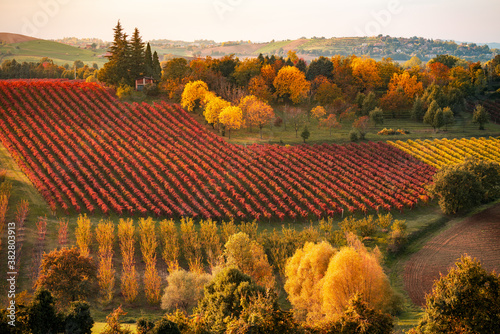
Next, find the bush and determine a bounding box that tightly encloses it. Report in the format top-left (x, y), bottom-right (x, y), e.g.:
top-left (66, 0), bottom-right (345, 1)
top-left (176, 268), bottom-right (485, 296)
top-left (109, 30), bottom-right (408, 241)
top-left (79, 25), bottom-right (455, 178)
top-left (411, 256), bottom-right (500, 333)
top-left (349, 129), bottom-right (359, 142)
top-left (161, 269), bottom-right (212, 313)
top-left (116, 84), bottom-right (133, 100)
top-left (143, 83), bottom-right (160, 96)
top-left (196, 267), bottom-right (265, 333)
top-left (430, 158), bottom-right (500, 214)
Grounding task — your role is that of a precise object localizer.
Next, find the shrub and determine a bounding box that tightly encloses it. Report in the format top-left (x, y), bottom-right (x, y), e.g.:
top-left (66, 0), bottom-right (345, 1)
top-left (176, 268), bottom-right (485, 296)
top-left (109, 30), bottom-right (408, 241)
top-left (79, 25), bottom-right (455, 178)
top-left (116, 84), bottom-right (133, 100)
top-left (143, 83), bottom-right (159, 96)
top-left (411, 256), bottom-right (500, 333)
top-left (349, 129), bottom-right (359, 142)
top-left (196, 267), bottom-right (265, 333)
top-left (161, 269), bottom-right (212, 313)
top-left (429, 158), bottom-right (500, 214)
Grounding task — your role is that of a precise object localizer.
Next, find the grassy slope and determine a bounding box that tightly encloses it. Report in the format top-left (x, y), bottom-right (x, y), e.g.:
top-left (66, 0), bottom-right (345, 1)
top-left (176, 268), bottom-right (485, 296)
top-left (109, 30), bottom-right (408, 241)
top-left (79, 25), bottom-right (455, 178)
top-left (214, 109), bottom-right (500, 146)
top-left (0, 39), bottom-right (107, 67)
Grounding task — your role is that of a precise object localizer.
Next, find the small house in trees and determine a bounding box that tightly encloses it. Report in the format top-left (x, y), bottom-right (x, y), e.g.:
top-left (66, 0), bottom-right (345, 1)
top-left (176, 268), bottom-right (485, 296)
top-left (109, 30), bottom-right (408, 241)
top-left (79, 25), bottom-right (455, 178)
top-left (135, 77), bottom-right (154, 91)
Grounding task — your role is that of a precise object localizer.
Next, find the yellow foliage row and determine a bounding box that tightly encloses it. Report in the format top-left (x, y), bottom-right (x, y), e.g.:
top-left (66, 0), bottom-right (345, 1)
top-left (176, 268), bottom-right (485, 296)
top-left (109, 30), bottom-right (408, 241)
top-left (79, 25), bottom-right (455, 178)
top-left (388, 137), bottom-right (500, 169)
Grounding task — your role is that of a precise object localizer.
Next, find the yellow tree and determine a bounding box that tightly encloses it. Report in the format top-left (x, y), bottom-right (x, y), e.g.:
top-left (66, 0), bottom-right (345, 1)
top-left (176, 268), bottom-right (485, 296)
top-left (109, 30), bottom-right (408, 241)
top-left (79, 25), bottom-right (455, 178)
top-left (96, 220), bottom-right (116, 303)
top-left (284, 241), bottom-right (336, 322)
top-left (180, 217), bottom-right (203, 273)
top-left (75, 214), bottom-right (92, 258)
top-left (139, 217), bottom-right (161, 304)
top-left (181, 80), bottom-right (209, 112)
top-left (273, 66), bottom-right (310, 104)
top-left (311, 106), bottom-right (327, 122)
top-left (239, 95), bottom-right (274, 138)
top-left (219, 106), bottom-right (243, 139)
top-left (199, 219), bottom-right (222, 270)
top-left (159, 219), bottom-right (180, 273)
top-left (203, 95), bottom-right (231, 128)
top-left (320, 237), bottom-right (392, 319)
top-left (118, 218), bottom-right (138, 302)
top-left (224, 232), bottom-right (275, 290)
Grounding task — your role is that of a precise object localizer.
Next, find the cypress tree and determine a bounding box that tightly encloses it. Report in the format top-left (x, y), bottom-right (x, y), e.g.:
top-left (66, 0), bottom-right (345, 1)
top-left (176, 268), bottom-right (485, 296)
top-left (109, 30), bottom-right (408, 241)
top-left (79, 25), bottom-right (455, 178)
top-left (152, 51), bottom-right (162, 81)
top-left (144, 43), bottom-right (153, 77)
top-left (129, 27), bottom-right (145, 81)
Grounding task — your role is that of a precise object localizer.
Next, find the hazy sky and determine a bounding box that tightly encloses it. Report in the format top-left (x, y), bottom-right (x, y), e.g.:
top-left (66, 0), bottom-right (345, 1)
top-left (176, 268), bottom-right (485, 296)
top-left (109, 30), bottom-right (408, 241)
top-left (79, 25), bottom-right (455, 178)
top-left (0, 0), bottom-right (499, 43)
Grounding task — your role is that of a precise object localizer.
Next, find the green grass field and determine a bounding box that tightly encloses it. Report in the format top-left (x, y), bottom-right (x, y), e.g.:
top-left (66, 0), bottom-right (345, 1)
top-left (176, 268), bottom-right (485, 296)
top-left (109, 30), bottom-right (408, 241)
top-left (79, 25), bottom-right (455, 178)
top-left (204, 107), bottom-right (500, 146)
top-left (0, 40), bottom-right (107, 67)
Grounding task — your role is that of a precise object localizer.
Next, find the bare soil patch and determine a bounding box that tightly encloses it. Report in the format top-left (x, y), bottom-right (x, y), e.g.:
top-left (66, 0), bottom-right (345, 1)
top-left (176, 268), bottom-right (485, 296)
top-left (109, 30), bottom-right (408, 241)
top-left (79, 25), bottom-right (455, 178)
top-left (404, 204), bottom-right (500, 306)
top-left (0, 32), bottom-right (38, 44)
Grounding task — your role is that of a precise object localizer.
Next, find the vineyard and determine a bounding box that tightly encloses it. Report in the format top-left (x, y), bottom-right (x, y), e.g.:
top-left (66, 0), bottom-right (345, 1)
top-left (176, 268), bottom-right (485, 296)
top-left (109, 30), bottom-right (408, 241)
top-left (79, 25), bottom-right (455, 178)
top-left (0, 80), bottom-right (437, 220)
top-left (389, 137), bottom-right (500, 169)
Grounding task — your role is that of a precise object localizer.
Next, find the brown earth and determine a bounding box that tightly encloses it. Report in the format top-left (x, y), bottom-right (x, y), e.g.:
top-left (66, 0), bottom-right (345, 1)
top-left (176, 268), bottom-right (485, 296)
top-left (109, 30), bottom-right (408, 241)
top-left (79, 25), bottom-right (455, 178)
top-left (404, 203), bottom-right (500, 306)
top-left (0, 32), bottom-right (38, 44)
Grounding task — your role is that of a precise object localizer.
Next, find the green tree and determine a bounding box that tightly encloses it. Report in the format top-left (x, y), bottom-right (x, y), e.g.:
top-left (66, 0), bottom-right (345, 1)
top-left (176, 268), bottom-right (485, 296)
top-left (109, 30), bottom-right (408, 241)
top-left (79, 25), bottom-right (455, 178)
top-left (306, 56), bottom-right (333, 81)
top-left (411, 256), bottom-right (500, 334)
top-left (411, 96), bottom-right (425, 121)
top-left (301, 126), bottom-right (310, 143)
top-left (152, 51), bottom-right (162, 81)
top-left (423, 100), bottom-right (439, 130)
top-left (129, 27), bottom-right (145, 81)
top-left (144, 42), bottom-right (153, 77)
top-left (196, 267), bottom-right (265, 333)
top-left (35, 247), bottom-right (97, 306)
top-left (98, 21), bottom-right (131, 85)
top-left (162, 58), bottom-right (189, 80)
top-left (442, 106), bottom-right (455, 130)
top-left (369, 107), bottom-right (384, 126)
top-left (64, 301), bottom-right (94, 334)
top-left (433, 107), bottom-right (445, 131)
top-left (472, 104), bottom-right (489, 130)
top-left (27, 289), bottom-right (64, 334)
top-left (361, 91), bottom-right (377, 116)
top-left (429, 161), bottom-right (484, 214)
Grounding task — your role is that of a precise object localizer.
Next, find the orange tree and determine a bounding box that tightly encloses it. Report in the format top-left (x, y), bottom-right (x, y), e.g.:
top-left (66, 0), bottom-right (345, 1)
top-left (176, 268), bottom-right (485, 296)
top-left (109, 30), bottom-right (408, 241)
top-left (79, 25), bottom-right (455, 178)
top-left (35, 247), bottom-right (97, 306)
top-left (239, 95), bottom-right (274, 138)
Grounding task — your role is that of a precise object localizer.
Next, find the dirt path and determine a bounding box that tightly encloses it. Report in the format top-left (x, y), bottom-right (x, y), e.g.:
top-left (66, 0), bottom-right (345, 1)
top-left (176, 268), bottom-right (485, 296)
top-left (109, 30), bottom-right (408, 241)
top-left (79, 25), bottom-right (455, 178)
top-left (404, 203), bottom-right (500, 306)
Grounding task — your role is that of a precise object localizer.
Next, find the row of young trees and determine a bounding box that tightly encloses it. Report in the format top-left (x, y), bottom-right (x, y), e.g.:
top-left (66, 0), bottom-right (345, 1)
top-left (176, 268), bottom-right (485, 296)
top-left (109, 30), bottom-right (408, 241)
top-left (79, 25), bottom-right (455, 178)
top-left (7, 228), bottom-right (498, 333)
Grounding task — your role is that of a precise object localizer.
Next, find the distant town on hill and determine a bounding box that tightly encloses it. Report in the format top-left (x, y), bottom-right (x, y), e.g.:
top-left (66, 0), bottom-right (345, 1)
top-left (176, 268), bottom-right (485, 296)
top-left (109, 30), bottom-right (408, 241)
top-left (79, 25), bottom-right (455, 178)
top-left (53, 35), bottom-right (498, 63)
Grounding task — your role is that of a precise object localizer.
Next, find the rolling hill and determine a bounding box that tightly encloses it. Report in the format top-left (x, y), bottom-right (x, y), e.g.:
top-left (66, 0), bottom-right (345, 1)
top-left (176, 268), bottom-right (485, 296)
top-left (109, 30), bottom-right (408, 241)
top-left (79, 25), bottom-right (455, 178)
top-left (0, 33), bottom-right (107, 67)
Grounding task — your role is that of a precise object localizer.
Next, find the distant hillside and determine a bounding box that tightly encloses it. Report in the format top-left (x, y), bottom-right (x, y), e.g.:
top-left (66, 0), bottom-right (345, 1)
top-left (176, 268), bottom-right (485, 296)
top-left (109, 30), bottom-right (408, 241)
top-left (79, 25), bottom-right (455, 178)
top-left (0, 33), bottom-right (107, 67)
top-left (150, 36), bottom-right (499, 62)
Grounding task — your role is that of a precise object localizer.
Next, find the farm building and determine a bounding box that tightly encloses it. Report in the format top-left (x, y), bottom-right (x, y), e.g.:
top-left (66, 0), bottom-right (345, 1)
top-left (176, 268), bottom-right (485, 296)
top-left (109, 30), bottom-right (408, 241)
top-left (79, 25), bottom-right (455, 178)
top-left (135, 77), bottom-right (154, 91)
